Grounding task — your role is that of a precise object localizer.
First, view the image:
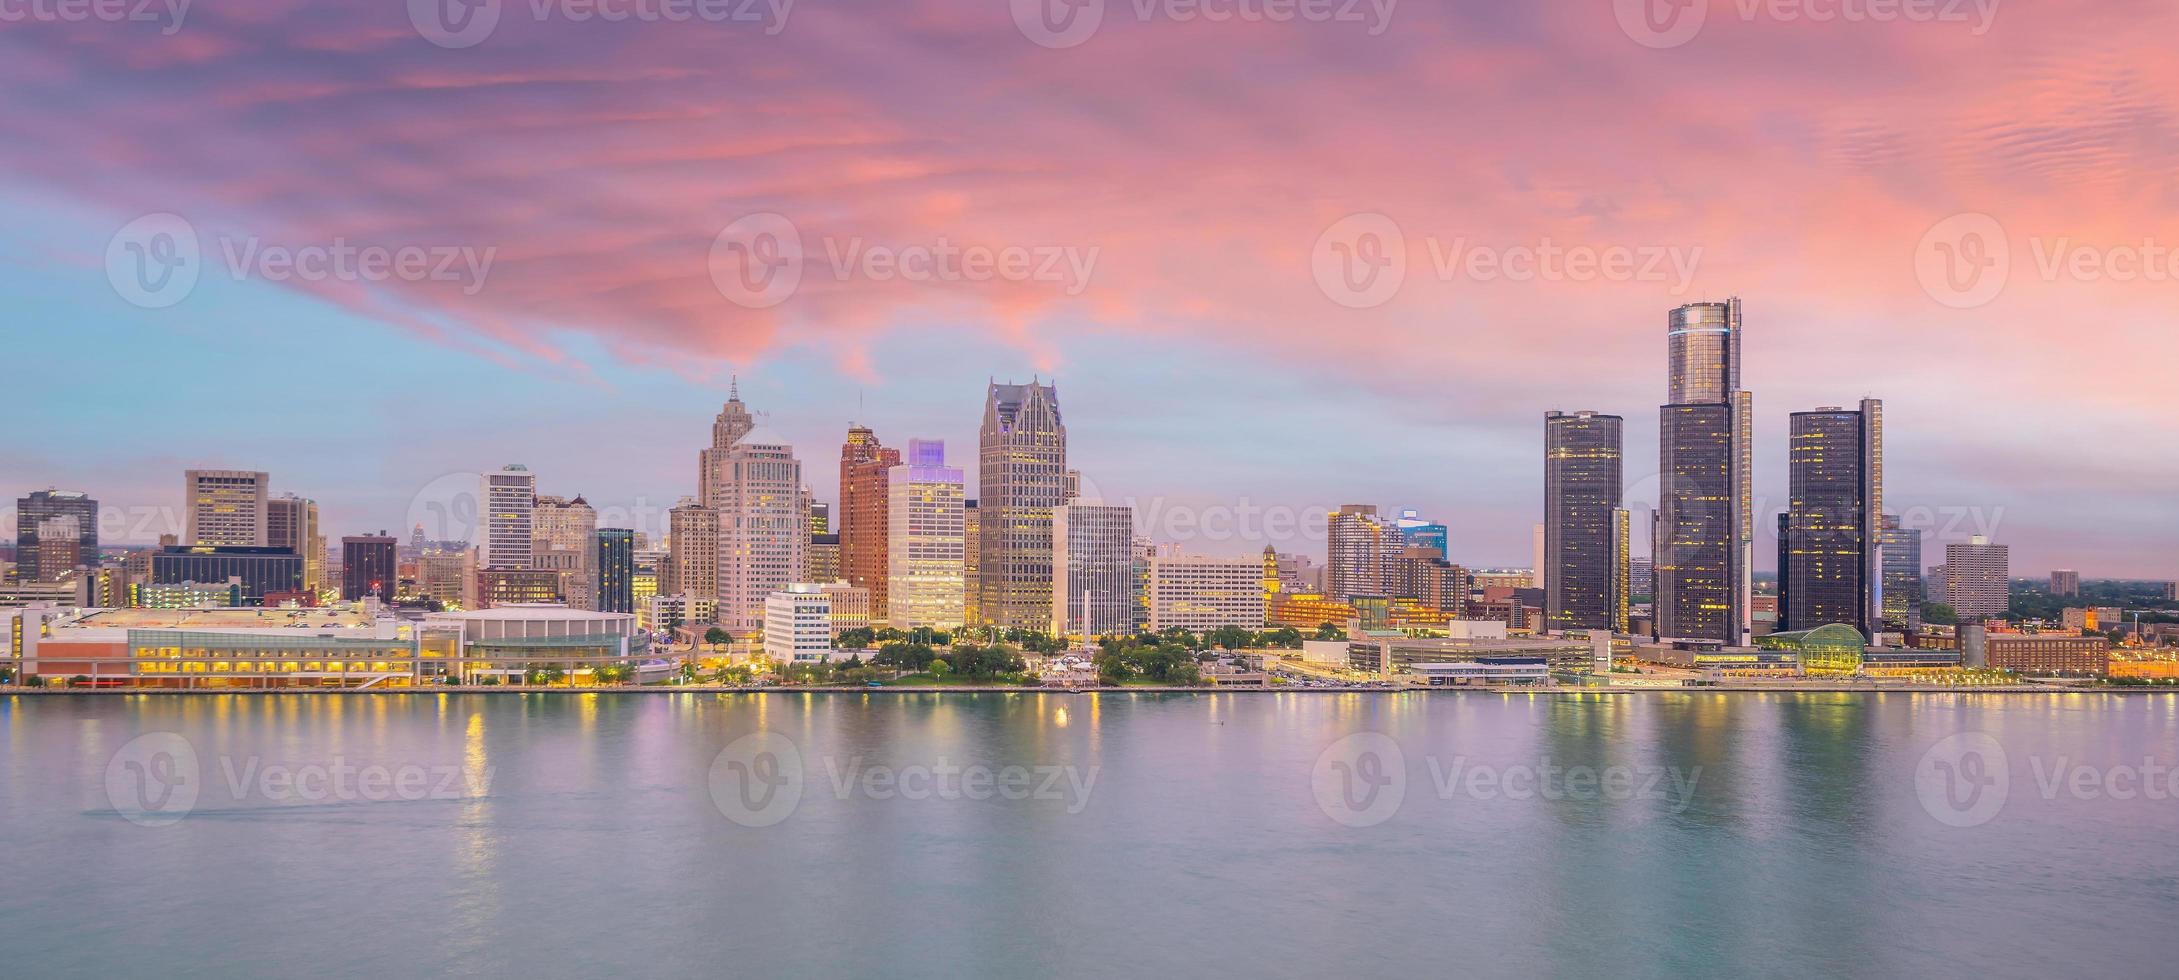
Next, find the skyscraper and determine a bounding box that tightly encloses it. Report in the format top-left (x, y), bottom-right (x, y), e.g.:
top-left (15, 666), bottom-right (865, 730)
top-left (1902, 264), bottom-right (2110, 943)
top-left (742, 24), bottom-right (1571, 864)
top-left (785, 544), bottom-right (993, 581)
top-left (1327, 504), bottom-right (1402, 599)
top-left (341, 533), bottom-right (396, 602)
top-left (886, 439), bottom-right (965, 629)
top-left (2049, 569), bottom-right (2080, 597)
top-left (1393, 509), bottom-right (1449, 559)
top-left (481, 465), bottom-right (536, 570)
top-left (184, 469), bottom-right (270, 546)
top-left (962, 498), bottom-right (980, 626)
top-left (1655, 299), bottom-right (1753, 645)
top-left (1880, 514), bottom-right (1922, 630)
top-left (15, 489), bottom-right (98, 583)
top-left (840, 425), bottom-right (902, 621)
top-left (595, 528), bottom-right (635, 614)
top-left (534, 493), bottom-right (598, 609)
top-left (1544, 411), bottom-right (1627, 633)
top-left (709, 426), bottom-right (808, 633)
top-left (666, 497), bottom-right (718, 602)
top-left (1944, 536), bottom-right (2010, 620)
top-left (266, 494), bottom-right (324, 593)
top-left (1779, 400), bottom-right (1883, 637)
top-left (1052, 500), bottom-right (1136, 638)
top-left (977, 380), bottom-right (1067, 632)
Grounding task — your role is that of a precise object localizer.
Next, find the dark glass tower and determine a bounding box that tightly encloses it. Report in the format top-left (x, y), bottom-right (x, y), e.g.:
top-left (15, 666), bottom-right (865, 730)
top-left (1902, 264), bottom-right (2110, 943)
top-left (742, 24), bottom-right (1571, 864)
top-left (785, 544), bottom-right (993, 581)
top-left (1656, 299), bottom-right (1753, 645)
top-left (15, 489), bottom-right (99, 582)
top-left (341, 534), bottom-right (397, 602)
top-left (1544, 411), bottom-right (1626, 632)
top-left (1880, 514), bottom-right (1922, 630)
top-left (1780, 400), bottom-right (1883, 637)
top-left (595, 528), bottom-right (635, 614)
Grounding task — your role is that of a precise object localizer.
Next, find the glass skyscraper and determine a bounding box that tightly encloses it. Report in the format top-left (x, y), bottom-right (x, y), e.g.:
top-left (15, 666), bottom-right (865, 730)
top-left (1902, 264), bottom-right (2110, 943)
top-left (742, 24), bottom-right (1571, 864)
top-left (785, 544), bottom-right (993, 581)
top-left (1544, 411), bottom-right (1627, 633)
top-left (977, 380), bottom-right (1067, 632)
top-left (1655, 298), bottom-right (1753, 645)
top-left (1879, 514), bottom-right (1922, 630)
top-left (1779, 399), bottom-right (1883, 637)
top-left (595, 528), bottom-right (636, 614)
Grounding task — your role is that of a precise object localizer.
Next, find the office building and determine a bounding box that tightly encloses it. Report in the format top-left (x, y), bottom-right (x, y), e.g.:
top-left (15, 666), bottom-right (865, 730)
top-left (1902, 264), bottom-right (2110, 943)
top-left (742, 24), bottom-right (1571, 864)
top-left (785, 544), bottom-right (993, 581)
top-left (962, 498), bottom-right (980, 626)
top-left (534, 493), bottom-right (597, 610)
top-left (809, 501), bottom-right (830, 535)
top-left (266, 494), bottom-right (324, 593)
top-left (764, 583), bottom-right (836, 663)
top-left (708, 429), bottom-right (808, 633)
top-left (1544, 410), bottom-right (1627, 633)
top-left (183, 469), bottom-right (269, 546)
top-left (840, 425), bottom-right (902, 621)
top-left (1944, 535), bottom-right (2010, 620)
top-left (476, 568), bottom-right (562, 608)
top-left (1147, 554), bottom-right (1267, 630)
top-left (596, 528), bottom-right (635, 614)
top-left (341, 533), bottom-right (397, 602)
top-left (150, 545), bottom-right (302, 604)
top-left (1655, 298), bottom-right (1753, 645)
top-left (1051, 500), bottom-right (1135, 638)
top-left (1879, 515), bottom-right (1922, 630)
top-left (977, 380), bottom-right (1068, 631)
top-left (1778, 399), bottom-right (1882, 637)
top-left (417, 548), bottom-right (477, 609)
top-left (807, 532), bottom-right (840, 584)
top-left (2050, 569), bottom-right (2080, 597)
top-left (16, 489), bottom-right (99, 583)
top-left (665, 498), bottom-right (717, 608)
top-left (1327, 504), bottom-right (1403, 599)
top-left (639, 592), bottom-right (716, 633)
top-left (886, 439), bottom-right (965, 629)
top-left (1394, 510), bottom-right (1448, 559)
top-left (481, 465), bottom-right (536, 570)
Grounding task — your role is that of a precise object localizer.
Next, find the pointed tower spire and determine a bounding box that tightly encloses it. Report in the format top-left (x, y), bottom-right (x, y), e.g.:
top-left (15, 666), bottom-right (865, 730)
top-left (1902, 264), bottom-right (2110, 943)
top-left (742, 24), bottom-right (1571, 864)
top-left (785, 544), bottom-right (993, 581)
top-left (729, 374), bottom-right (741, 402)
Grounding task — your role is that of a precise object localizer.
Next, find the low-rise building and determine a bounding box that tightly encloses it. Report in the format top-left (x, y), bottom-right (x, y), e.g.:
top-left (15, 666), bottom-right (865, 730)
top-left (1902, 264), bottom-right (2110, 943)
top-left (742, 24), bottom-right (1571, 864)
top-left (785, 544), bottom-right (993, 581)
top-left (1148, 555), bottom-right (1265, 631)
top-left (764, 584), bottom-right (835, 663)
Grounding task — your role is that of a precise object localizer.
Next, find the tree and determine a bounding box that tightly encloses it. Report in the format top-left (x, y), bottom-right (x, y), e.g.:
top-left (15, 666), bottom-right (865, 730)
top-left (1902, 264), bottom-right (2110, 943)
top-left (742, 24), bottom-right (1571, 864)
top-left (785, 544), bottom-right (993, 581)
top-left (929, 658), bottom-right (952, 679)
top-left (1313, 623), bottom-right (1347, 641)
top-left (1207, 625), bottom-right (1254, 650)
top-left (704, 627), bottom-right (731, 654)
top-left (837, 627), bottom-right (876, 650)
top-left (1922, 602), bottom-right (1960, 626)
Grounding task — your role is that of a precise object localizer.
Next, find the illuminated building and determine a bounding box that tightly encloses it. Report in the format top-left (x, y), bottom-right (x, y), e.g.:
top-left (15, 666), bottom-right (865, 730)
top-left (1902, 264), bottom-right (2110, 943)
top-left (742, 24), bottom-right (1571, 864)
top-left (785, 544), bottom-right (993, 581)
top-left (840, 424), bottom-right (902, 622)
top-left (417, 548), bottom-right (476, 609)
top-left (640, 592), bottom-right (715, 633)
top-left (1267, 592), bottom-right (1355, 631)
top-left (807, 533), bottom-right (840, 584)
top-left (15, 489), bottom-right (98, 583)
top-left (1943, 536), bottom-right (2010, 620)
top-left (1147, 554), bottom-right (1266, 630)
top-left (1779, 399), bottom-right (1882, 637)
top-left (137, 579), bottom-right (244, 608)
top-left (819, 581), bottom-right (871, 635)
top-left (150, 545), bottom-right (301, 605)
top-left (1394, 510), bottom-right (1448, 558)
top-left (665, 498), bottom-right (717, 610)
top-left (595, 528), bottom-right (635, 614)
top-left (709, 433), bottom-right (809, 633)
top-left (267, 494), bottom-right (324, 594)
top-left (1656, 299), bottom-right (1753, 646)
top-left (962, 498), bottom-right (980, 626)
top-left (1757, 623), bottom-right (1867, 675)
top-left (476, 568), bottom-right (561, 608)
top-left (632, 546), bottom-right (664, 608)
top-left (1544, 410), bottom-right (1627, 633)
top-left (1880, 515), bottom-right (1922, 630)
top-left (809, 501), bottom-right (830, 534)
top-left (764, 584), bottom-right (836, 663)
top-left (977, 380), bottom-right (1067, 631)
top-left (1327, 504), bottom-right (1402, 599)
top-left (340, 533), bottom-right (396, 602)
top-left (183, 469), bottom-right (269, 546)
top-left (481, 464), bottom-right (536, 570)
top-left (886, 439), bottom-right (965, 629)
top-left (1051, 500), bottom-right (1134, 638)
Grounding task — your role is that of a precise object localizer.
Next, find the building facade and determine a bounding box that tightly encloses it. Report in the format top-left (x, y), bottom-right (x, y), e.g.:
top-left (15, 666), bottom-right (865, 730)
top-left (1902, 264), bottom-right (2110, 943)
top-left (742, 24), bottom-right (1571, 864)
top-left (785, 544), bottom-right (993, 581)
top-left (595, 528), bottom-right (635, 614)
top-left (1147, 555), bottom-right (1266, 631)
top-left (1655, 299), bottom-right (1753, 646)
top-left (1051, 501), bottom-right (1135, 638)
top-left (1327, 504), bottom-right (1402, 600)
top-left (1944, 536), bottom-right (2011, 620)
top-left (977, 380), bottom-right (1067, 631)
top-left (184, 469), bottom-right (269, 547)
top-left (1778, 399), bottom-right (1882, 637)
top-left (839, 425), bottom-right (902, 622)
top-left (1544, 410), bottom-right (1627, 633)
top-left (2050, 569), bottom-right (2080, 597)
top-left (16, 489), bottom-right (99, 583)
top-left (340, 534), bottom-right (397, 602)
top-left (763, 584), bottom-right (835, 663)
top-left (886, 439), bottom-right (965, 629)
top-left (1879, 514), bottom-right (1923, 630)
top-left (481, 465), bottom-right (536, 570)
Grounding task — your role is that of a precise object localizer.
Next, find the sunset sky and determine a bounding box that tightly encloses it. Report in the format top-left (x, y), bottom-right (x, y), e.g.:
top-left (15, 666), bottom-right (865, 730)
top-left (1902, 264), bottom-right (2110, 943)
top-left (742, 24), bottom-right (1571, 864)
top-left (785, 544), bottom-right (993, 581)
top-left (4, 0), bottom-right (2175, 576)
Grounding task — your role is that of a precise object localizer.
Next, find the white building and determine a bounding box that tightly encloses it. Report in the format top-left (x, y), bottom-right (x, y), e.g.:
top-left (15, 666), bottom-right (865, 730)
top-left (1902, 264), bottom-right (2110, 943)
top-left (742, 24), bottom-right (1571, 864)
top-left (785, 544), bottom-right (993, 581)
top-left (764, 584), bottom-right (835, 663)
top-left (482, 465), bottom-right (536, 570)
top-left (1052, 501), bottom-right (1137, 638)
top-left (1148, 554), bottom-right (1266, 631)
top-left (886, 439), bottom-right (965, 628)
top-left (640, 592), bottom-right (717, 633)
top-left (534, 494), bottom-right (598, 610)
top-left (710, 436), bottom-right (808, 632)
top-left (183, 469), bottom-right (269, 546)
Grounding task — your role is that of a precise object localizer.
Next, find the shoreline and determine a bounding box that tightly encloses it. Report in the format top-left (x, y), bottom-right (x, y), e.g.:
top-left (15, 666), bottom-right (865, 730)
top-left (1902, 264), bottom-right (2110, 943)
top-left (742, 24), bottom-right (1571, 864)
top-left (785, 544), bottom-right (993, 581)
top-left (1, 684), bottom-right (2167, 696)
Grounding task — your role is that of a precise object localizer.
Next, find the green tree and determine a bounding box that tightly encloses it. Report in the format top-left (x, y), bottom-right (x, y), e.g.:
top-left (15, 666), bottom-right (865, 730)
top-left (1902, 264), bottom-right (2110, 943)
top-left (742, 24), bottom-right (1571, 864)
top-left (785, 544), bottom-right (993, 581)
top-left (929, 658), bottom-right (952, 679)
top-left (837, 627), bottom-right (876, 650)
top-left (1313, 623), bottom-right (1347, 641)
top-left (1922, 602), bottom-right (1960, 626)
top-left (704, 627), bottom-right (731, 655)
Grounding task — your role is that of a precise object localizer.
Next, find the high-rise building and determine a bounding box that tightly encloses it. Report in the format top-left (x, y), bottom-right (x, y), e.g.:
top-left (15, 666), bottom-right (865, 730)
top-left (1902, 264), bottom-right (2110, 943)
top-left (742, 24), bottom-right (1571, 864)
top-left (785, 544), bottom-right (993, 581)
top-left (15, 489), bottom-right (98, 583)
top-left (886, 439), bottom-right (965, 629)
top-left (809, 501), bottom-right (831, 535)
top-left (266, 494), bottom-right (324, 594)
top-left (184, 469), bottom-right (270, 546)
top-left (1327, 504), bottom-right (1402, 599)
top-left (1778, 399), bottom-right (1883, 637)
top-left (1944, 536), bottom-right (2010, 620)
top-left (341, 533), bottom-right (397, 602)
top-left (962, 498), bottom-right (980, 627)
top-left (1879, 515), bottom-right (1922, 630)
top-left (839, 425), bottom-right (902, 621)
top-left (1655, 298), bottom-right (1753, 645)
top-left (1394, 510), bottom-right (1448, 559)
top-left (1147, 554), bottom-right (1267, 630)
top-left (807, 533), bottom-right (841, 584)
top-left (417, 548), bottom-right (477, 609)
top-left (481, 465), bottom-right (536, 570)
top-left (2050, 569), bottom-right (2080, 597)
top-left (1544, 411), bottom-right (1626, 633)
top-left (595, 528), bottom-right (635, 614)
top-left (978, 380), bottom-right (1068, 631)
top-left (534, 493), bottom-right (598, 609)
top-left (150, 545), bottom-right (302, 604)
top-left (666, 498), bottom-right (718, 609)
top-left (709, 427), bottom-right (808, 633)
top-left (1051, 501), bottom-right (1135, 638)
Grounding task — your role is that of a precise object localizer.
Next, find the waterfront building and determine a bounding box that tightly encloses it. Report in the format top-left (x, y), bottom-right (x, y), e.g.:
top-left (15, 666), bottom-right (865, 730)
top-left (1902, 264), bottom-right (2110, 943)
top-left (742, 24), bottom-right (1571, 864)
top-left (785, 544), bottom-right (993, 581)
top-left (1944, 536), bottom-right (2010, 620)
top-left (1147, 554), bottom-right (1266, 631)
top-left (977, 380), bottom-right (1068, 631)
top-left (183, 469), bottom-right (269, 546)
top-left (709, 433), bottom-right (809, 633)
top-left (819, 581), bottom-right (872, 635)
top-left (534, 494), bottom-right (598, 610)
top-left (1051, 500), bottom-right (1135, 638)
top-left (886, 439), bottom-right (965, 629)
top-left (340, 533), bottom-right (397, 602)
top-left (1544, 410), bottom-right (1627, 633)
top-left (16, 489), bottom-right (99, 583)
top-left (481, 465), bottom-right (536, 570)
top-left (763, 584), bottom-right (836, 663)
top-left (1879, 516), bottom-right (1922, 630)
top-left (1327, 504), bottom-right (1402, 600)
top-left (150, 545), bottom-right (302, 604)
top-left (2050, 569), bottom-right (2080, 597)
top-left (595, 528), bottom-right (635, 614)
top-left (639, 592), bottom-right (716, 633)
top-left (840, 425), bottom-right (902, 622)
top-left (1655, 299), bottom-right (1753, 645)
top-left (1387, 546), bottom-right (1469, 618)
top-left (1779, 399), bottom-right (1883, 637)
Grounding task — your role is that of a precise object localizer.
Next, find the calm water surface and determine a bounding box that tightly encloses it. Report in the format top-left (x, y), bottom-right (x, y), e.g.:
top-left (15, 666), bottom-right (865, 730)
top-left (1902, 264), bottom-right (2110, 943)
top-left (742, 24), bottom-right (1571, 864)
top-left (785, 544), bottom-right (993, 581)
top-left (4, 692), bottom-right (2177, 978)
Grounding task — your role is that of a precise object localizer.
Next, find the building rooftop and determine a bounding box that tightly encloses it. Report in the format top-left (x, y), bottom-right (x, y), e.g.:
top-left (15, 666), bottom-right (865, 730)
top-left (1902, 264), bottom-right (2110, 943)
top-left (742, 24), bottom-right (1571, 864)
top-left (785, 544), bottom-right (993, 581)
top-left (68, 605), bottom-right (380, 630)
